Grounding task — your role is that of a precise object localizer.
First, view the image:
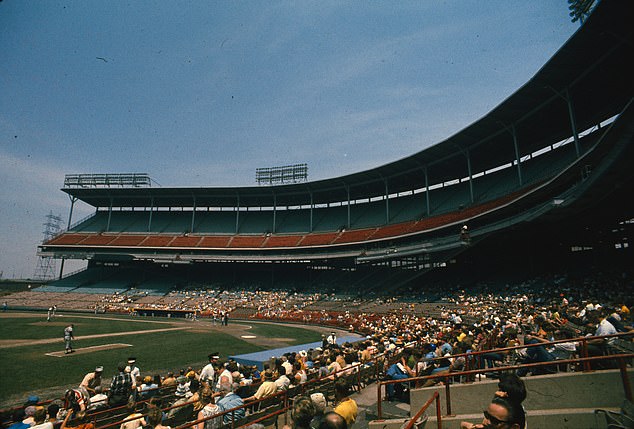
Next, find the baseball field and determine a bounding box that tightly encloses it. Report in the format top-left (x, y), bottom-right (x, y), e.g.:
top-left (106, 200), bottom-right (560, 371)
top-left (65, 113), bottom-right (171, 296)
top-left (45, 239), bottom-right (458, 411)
top-left (0, 311), bottom-right (329, 408)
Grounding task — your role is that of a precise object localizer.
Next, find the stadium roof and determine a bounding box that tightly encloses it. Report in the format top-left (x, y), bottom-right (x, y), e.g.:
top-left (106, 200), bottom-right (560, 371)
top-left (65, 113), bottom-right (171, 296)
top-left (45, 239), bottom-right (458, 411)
top-left (63, 0), bottom-right (633, 209)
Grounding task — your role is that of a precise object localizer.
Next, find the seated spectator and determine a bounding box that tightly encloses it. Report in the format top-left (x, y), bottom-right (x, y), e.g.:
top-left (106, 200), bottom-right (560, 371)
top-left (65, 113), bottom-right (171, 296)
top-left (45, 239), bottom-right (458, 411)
top-left (108, 363), bottom-right (133, 408)
top-left (139, 376), bottom-right (159, 400)
top-left (317, 412), bottom-right (347, 429)
top-left (195, 387), bottom-right (222, 429)
top-left (24, 406), bottom-right (39, 426)
top-left (244, 370), bottom-right (277, 403)
top-left (46, 403), bottom-right (61, 429)
top-left (285, 396), bottom-right (316, 429)
top-left (422, 343), bottom-right (467, 387)
top-left (216, 382), bottom-right (245, 425)
top-left (293, 361), bottom-right (308, 386)
top-left (385, 353), bottom-right (415, 401)
top-left (145, 405), bottom-right (170, 429)
top-left (30, 408), bottom-right (52, 429)
top-left (162, 372), bottom-right (177, 388)
top-left (174, 376), bottom-right (191, 399)
top-left (516, 333), bottom-right (556, 376)
top-left (87, 387), bottom-right (108, 411)
top-left (333, 379), bottom-right (357, 428)
top-left (119, 405), bottom-right (146, 429)
top-left (309, 393), bottom-right (327, 429)
top-left (215, 362), bottom-right (234, 391)
top-left (275, 366), bottom-right (291, 391)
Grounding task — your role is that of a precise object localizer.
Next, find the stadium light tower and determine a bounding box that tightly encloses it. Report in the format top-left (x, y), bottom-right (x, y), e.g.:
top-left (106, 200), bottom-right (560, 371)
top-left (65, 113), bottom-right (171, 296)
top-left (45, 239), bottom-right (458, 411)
top-left (568, 0), bottom-right (596, 25)
top-left (256, 163), bottom-right (308, 185)
top-left (33, 211), bottom-right (63, 281)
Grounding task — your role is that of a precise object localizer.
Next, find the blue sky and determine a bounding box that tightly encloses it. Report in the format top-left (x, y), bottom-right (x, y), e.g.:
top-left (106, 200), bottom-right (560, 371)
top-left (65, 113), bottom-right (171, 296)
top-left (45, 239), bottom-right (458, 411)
top-left (0, 1), bottom-right (577, 279)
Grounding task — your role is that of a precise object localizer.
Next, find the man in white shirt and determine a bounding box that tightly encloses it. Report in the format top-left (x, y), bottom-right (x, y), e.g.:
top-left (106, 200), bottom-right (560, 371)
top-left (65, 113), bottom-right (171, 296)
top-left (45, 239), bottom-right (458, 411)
top-left (274, 366), bottom-right (291, 391)
top-left (200, 353), bottom-right (219, 386)
top-left (281, 356), bottom-right (293, 376)
top-left (125, 357), bottom-right (140, 388)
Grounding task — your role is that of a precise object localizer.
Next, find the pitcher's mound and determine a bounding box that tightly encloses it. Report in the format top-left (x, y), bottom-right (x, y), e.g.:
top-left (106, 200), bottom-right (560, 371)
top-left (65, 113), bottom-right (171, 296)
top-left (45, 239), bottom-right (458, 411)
top-left (46, 343), bottom-right (132, 357)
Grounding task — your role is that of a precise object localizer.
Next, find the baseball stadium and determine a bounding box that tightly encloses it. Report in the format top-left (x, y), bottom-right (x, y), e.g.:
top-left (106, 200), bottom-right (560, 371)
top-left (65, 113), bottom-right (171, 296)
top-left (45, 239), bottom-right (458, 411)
top-left (1, 1), bottom-right (633, 428)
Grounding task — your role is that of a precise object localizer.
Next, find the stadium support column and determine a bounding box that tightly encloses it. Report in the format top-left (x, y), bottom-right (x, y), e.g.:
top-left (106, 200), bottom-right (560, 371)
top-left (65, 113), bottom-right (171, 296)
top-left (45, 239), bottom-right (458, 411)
top-left (235, 194), bottom-right (240, 234)
top-left (512, 125), bottom-right (523, 186)
top-left (384, 179), bottom-right (389, 224)
top-left (566, 89), bottom-right (582, 158)
top-left (345, 184), bottom-right (351, 229)
top-left (272, 193), bottom-right (277, 233)
top-left (106, 198), bottom-right (113, 232)
top-left (190, 196), bottom-right (196, 233)
top-left (66, 195), bottom-right (77, 229)
top-left (465, 149), bottom-right (474, 203)
top-left (148, 197), bottom-right (154, 232)
top-left (60, 195), bottom-right (78, 280)
top-left (309, 191), bottom-right (314, 233)
top-left (424, 167), bottom-right (430, 216)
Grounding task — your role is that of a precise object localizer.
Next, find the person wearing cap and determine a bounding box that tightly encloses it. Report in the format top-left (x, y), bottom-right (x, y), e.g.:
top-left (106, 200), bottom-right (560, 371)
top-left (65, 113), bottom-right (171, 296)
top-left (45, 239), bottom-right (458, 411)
top-left (25, 395), bottom-right (40, 406)
top-left (244, 370), bottom-right (277, 403)
top-left (175, 375), bottom-right (192, 398)
top-left (139, 376), bottom-right (159, 400)
top-left (79, 366), bottom-right (103, 396)
top-left (201, 353), bottom-right (220, 387)
top-left (63, 324), bottom-right (74, 354)
top-left (125, 358), bottom-right (140, 388)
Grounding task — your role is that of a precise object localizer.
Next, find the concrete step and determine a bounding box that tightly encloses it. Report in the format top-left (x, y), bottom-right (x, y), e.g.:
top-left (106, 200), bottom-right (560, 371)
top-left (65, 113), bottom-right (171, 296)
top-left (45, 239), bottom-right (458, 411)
top-left (368, 406), bottom-right (621, 429)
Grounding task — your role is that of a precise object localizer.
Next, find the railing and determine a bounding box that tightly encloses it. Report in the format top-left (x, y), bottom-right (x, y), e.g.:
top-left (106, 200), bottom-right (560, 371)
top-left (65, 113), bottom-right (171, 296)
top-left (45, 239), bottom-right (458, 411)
top-left (403, 391), bottom-right (441, 429)
top-left (67, 344), bottom-right (397, 429)
top-left (376, 332), bottom-right (634, 419)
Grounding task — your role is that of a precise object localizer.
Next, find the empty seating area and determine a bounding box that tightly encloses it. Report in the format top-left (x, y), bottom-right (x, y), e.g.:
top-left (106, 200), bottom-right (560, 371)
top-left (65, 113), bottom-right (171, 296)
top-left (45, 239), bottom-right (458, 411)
top-left (44, 185), bottom-right (528, 253)
top-left (2, 291), bottom-right (101, 310)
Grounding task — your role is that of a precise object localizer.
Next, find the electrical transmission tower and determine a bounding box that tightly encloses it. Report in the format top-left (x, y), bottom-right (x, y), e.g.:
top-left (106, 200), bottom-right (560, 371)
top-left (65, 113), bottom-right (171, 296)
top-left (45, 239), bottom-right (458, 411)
top-left (34, 211), bottom-right (63, 280)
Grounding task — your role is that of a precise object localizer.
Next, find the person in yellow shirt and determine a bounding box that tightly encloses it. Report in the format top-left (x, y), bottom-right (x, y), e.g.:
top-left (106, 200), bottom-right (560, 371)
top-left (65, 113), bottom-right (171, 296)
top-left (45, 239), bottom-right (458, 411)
top-left (244, 370), bottom-right (277, 403)
top-left (333, 379), bottom-right (357, 427)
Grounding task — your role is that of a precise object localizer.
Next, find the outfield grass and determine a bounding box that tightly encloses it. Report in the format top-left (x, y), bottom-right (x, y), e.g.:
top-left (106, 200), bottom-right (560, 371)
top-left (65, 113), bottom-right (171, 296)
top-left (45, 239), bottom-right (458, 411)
top-left (0, 316), bottom-right (172, 339)
top-left (0, 314), bottom-right (321, 406)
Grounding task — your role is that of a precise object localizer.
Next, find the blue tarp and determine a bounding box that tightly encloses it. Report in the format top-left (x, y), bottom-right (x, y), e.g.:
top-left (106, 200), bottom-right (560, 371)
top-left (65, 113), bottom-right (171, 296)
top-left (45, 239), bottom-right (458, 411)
top-left (230, 335), bottom-right (363, 370)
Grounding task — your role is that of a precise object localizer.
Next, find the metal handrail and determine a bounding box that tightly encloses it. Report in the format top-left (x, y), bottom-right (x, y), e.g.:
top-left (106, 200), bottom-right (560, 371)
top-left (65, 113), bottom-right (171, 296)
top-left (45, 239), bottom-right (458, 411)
top-left (376, 331), bottom-right (634, 419)
top-left (403, 391), bottom-right (441, 429)
top-left (377, 352), bottom-right (634, 419)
